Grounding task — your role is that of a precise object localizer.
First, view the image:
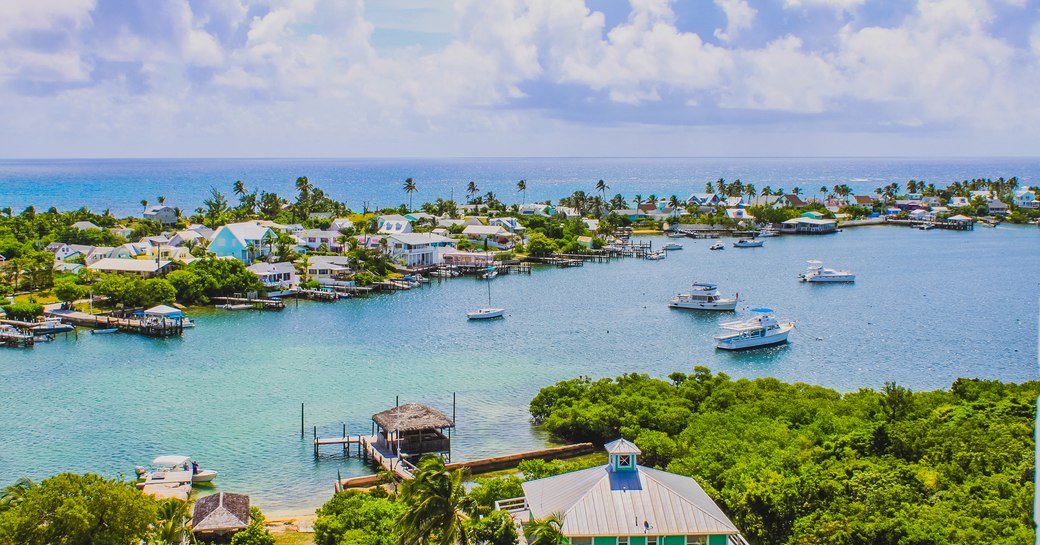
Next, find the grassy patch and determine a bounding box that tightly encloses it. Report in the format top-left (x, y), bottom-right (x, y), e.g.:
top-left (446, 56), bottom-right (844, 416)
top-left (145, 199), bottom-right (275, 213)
top-left (272, 531), bottom-right (313, 545)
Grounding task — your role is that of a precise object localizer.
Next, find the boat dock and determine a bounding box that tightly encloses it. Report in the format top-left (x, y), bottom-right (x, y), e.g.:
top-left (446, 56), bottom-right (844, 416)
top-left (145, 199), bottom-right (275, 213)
top-left (44, 309), bottom-right (183, 337)
top-left (0, 324), bottom-right (35, 347)
top-left (332, 441), bottom-right (596, 491)
top-left (212, 296), bottom-right (286, 309)
top-left (884, 217), bottom-right (974, 230)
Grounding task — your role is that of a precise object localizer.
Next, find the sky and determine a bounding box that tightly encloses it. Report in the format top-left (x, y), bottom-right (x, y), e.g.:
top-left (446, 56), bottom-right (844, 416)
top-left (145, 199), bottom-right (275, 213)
top-left (1, 0), bottom-right (1039, 158)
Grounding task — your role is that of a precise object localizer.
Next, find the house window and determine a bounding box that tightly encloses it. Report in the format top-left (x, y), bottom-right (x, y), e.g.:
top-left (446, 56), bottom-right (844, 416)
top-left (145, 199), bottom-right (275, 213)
top-left (618, 538), bottom-right (629, 545)
top-left (686, 537), bottom-right (708, 545)
top-left (618, 455), bottom-right (632, 467)
top-left (570, 539), bottom-right (592, 545)
top-left (647, 537), bottom-right (658, 545)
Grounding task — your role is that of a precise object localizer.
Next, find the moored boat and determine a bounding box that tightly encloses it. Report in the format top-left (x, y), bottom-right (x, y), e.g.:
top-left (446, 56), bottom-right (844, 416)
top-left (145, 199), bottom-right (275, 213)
top-left (669, 282), bottom-right (738, 311)
top-left (714, 310), bottom-right (794, 350)
top-left (799, 260), bottom-right (855, 283)
top-left (136, 455), bottom-right (218, 485)
top-left (757, 228), bottom-right (779, 237)
top-left (467, 308), bottom-right (505, 320)
top-left (91, 327), bottom-right (119, 334)
top-left (733, 239), bottom-right (764, 248)
top-left (662, 242), bottom-right (683, 250)
top-left (709, 242), bottom-right (724, 250)
top-left (30, 317), bottom-right (75, 335)
top-left (646, 250), bottom-right (667, 260)
top-left (218, 303), bottom-right (253, 310)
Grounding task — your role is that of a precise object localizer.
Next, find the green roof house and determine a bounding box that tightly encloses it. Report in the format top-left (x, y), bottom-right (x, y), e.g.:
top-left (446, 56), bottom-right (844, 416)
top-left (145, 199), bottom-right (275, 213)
top-left (500, 438), bottom-right (748, 545)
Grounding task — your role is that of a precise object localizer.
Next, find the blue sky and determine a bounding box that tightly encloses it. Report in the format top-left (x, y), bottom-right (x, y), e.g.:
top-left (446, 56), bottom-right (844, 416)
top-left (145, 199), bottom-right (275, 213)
top-left (1, 0), bottom-right (1038, 158)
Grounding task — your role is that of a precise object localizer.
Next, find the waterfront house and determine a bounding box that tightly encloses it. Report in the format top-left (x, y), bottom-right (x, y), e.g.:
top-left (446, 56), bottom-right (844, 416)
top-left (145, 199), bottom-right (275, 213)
top-left (306, 255), bottom-right (353, 281)
top-left (852, 195), bottom-right (874, 207)
top-left (192, 492), bottom-right (250, 539)
top-left (378, 214), bottom-right (413, 235)
top-left (577, 235), bottom-right (594, 249)
top-left (143, 205), bottom-right (178, 225)
top-left (583, 219), bottom-right (600, 232)
top-left (88, 257), bottom-right (173, 278)
top-left (388, 233), bottom-right (458, 267)
top-left (501, 439), bottom-right (746, 545)
top-left (615, 209), bottom-right (648, 222)
top-left (686, 193), bottom-right (721, 207)
top-left (330, 217), bottom-right (355, 231)
top-left (800, 211), bottom-right (825, 219)
top-left (646, 206), bottom-right (682, 221)
top-left (909, 209), bottom-right (932, 221)
top-left (443, 251), bottom-right (496, 267)
top-left (1014, 187), bottom-right (1038, 209)
top-left (723, 196), bottom-right (743, 208)
top-left (70, 220), bottom-right (101, 231)
top-left (372, 403), bottom-right (454, 458)
top-left (519, 203), bottom-right (554, 217)
top-left (921, 196), bottom-right (941, 207)
top-left (783, 195), bottom-right (808, 208)
top-left (299, 229), bottom-right (344, 252)
top-left (489, 217), bottom-right (526, 234)
top-left (745, 195), bottom-right (783, 208)
top-left (780, 217), bottom-right (837, 234)
top-left (247, 261), bottom-right (297, 289)
top-left (463, 225), bottom-right (515, 249)
top-left (987, 199), bottom-right (1009, 215)
top-left (207, 222), bottom-right (275, 265)
top-left (725, 208), bottom-right (749, 220)
top-left (947, 196), bottom-right (970, 208)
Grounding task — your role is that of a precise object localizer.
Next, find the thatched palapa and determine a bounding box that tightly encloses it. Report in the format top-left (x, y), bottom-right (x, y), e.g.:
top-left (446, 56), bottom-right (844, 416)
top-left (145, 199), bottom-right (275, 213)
top-left (372, 403), bottom-right (454, 433)
top-left (192, 492), bottom-right (250, 536)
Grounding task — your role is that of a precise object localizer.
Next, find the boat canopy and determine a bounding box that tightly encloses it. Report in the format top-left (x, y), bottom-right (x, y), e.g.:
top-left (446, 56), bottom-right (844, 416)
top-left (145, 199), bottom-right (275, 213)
top-left (750, 308), bottom-right (774, 313)
top-left (144, 305), bottom-right (184, 318)
top-left (718, 318), bottom-right (761, 331)
top-left (152, 455), bottom-right (191, 467)
top-left (690, 282), bottom-right (718, 290)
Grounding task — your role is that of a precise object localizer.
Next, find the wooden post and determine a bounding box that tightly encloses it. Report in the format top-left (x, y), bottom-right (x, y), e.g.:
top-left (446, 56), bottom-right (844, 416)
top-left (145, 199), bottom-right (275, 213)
top-left (301, 403), bottom-right (305, 439)
top-left (313, 426), bottom-right (318, 458)
top-left (343, 423), bottom-right (347, 454)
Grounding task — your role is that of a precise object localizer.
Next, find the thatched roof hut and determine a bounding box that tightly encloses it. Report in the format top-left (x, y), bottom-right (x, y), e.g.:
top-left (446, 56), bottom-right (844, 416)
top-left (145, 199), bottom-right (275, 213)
top-left (192, 492), bottom-right (250, 536)
top-left (372, 403), bottom-right (454, 433)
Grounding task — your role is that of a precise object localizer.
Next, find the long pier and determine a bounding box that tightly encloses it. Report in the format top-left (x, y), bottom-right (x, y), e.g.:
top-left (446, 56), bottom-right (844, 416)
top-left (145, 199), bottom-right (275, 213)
top-left (331, 441), bottom-right (596, 491)
top-left (212, 296), bottom-right (286, 309)
top-left (44, 309), bottom-right (183, 337)
top-left (884, 217), bottom-right (974, 230)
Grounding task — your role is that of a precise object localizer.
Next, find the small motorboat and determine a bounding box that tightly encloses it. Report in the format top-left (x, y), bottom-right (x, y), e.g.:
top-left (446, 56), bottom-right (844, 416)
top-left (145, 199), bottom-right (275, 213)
top-left (709, 242), bottom-right (725, 250)
top-left (646, 250), bottom-right (667, 260)
top-left (733, 239), bottom-right (764, 248)
top-left (481, 268), bottom-right (498, 280)
top-left (91, 327), bottom-right (119, 334)
top-left (757, 229), bottom-right (779, 237)
top-left (217, 303), bottom-right (253, 310)
top-left (666, 232), bottom-right (686, 238)
top-left (714, 309), bottom-right (794, 350)
top-left (31, 318), bottom-right (75, 335)
top-left (182, 318), bottom-right (196, 328)
top-left (662, 242), bottom-right (683, 251)
top-left (467, 307), bottom-right (505, 320)
top-left (138, 455), bottom-right (218, 484)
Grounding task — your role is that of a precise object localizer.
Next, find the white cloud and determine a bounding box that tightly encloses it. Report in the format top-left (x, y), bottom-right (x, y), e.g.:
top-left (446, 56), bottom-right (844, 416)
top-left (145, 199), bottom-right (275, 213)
top-left (783, 0), bottom-right (866, 10)
top-left (713, 0), bottom-right (756, 42)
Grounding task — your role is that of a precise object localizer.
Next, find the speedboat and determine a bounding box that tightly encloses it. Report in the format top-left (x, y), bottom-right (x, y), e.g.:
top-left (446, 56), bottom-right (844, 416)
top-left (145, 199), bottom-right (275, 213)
top-left (218, 303), bottom-right (253, 310)
top-left (467, 308), bottom-right (505, 320)
top-left (799, 260), bottom-right (855, 283)
top-left (667, 232), bottom-right (686, 238)
top-left (669, 282), bottom-right (738, 311)
top-left (91, 327), bottom-right (119, 334)
top-left (31, 318), bottom-right (75, 335)
top-left (481, 268), bottom-right (498, 280)
top-left (137, 455), bottom-right (218, 485)
top-left (646, 250), bottom-right (666, 260)
top-left (709, 242), bottom-right (724, 250)
top-left (662, 242), bottom-right (683, 250)
top-left (714, 310), bottom-right (794, 350)
top-left (733, 239), bottom-right (764, 248)
top-left (182, 318), bottom-right (196, 328)
top-left (757, 229), bottom-right (779, 237)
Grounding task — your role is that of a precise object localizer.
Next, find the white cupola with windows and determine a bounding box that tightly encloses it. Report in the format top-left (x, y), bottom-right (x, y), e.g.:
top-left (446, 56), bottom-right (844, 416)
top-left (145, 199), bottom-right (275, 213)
top-left (604, 437), bottom-right (641, 473)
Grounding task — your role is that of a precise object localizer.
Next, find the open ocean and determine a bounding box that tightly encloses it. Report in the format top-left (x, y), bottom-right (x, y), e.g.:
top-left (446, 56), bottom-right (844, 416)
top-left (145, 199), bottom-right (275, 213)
top-left (0, 157), bottom-right (1038, 515)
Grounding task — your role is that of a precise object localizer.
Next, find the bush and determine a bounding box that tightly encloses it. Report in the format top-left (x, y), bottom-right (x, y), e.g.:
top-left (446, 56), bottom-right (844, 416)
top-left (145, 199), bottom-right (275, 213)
top-left (2, 302), bottom-right (43, 321)
top-left (230, 507), bottom-right (276, 545)
top-left (313, 490), bottom-right (404, 545)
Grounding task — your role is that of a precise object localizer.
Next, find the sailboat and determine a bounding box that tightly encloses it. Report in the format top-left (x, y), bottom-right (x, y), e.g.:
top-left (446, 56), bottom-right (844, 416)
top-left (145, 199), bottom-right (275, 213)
top-left (467, 267), bottom-right (505, 320)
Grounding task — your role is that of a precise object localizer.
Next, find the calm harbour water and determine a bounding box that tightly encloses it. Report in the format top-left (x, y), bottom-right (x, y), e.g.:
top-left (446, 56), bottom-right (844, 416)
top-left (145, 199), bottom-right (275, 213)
top-left (0, 158), bottom-right (1038, 515)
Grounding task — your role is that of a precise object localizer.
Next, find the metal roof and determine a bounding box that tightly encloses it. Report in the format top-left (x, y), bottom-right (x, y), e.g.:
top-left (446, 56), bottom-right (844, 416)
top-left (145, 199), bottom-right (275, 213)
top-left (604, 438), bottom-right (641, 455)
top-left (522, 464), bottom-right (739, 537)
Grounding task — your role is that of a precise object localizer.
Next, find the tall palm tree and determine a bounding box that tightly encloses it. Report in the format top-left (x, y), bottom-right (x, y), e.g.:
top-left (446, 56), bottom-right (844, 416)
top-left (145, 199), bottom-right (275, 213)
top-left (157, 195), bottom-right (166, 205)
top-left (152, 498), bottom-right (191, 545)
top-left (632, 194), bottom-right (643, 209)
top-left (466, 181), bottom-right (479, 202)
top-left (744, 184), bottom-right (757, 200)
top-left (525, 513), bottom-right (565, 545)
top-left (704, 182), bottom-right (713, 193)
top-left (715, 178), bottom-right (726, 196)
top-left (761, 186), bottom-right (772, 199)
top-left (233, 180), bottom-right (246, 197)
top-left (141, 199), bottom-right (149, 213)
top-left (595, 179), bottom-right (608, 201)
top-left (0, 477), bottom-right (36, 512)
top-left (403, 178), bottom-right (418, 212)
top-left (398, 456), bottom-right (475, 545)
top-left (517, 179), bottom-right (527, 204)
top-left (1, 207), bottom-right (11, 218)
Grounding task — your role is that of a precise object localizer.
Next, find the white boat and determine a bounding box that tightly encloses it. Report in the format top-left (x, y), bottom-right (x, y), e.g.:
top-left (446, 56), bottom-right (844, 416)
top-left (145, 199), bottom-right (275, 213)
top-left (217, 303), bottom-right (253, 310)
top-left (481, 268), bottom-right (498, 280)
top-left (917, 223), bottom-right (934, 230)
top-left (669, 282), bottom-right (738, 311)
top-left (662, 242), bottom-right (683, 250)
top-left (714, 310), bottom-right (794, 350)
top-left (646, 250), bottom-right (667, 260)
top-left (91, 327), bottom-right (119, 334)
top-left (733, 239), bottom-right (764, 248)
top-left (709, 242), bottom-right (724, 250)
top-left (469, 267), bottom-right (505, 320)
top-left (667, 232), bottom-right (686, 238)
top-left (799, 260), bottom-right (855, 283)
top-left (137, 455), bottom-right (218, 485)
top-left (757, 229), bottom-right (779, 237)
top-left (182, 318), bottom-right (196, 328)
top-left (30, 317), bottom-right (75, 335)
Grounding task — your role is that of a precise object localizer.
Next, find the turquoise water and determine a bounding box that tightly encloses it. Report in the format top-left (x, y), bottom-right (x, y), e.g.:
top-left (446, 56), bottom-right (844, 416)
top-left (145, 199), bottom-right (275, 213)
top-left (1, 224), bottom-right (1037, 514)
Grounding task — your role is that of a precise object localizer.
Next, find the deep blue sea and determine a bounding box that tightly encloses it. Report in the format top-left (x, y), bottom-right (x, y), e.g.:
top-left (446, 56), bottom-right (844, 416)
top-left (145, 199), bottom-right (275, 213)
top-left (1, 157), bottom-right (1039, 217)
top-left (0, 158), bottom-right (1038, 516)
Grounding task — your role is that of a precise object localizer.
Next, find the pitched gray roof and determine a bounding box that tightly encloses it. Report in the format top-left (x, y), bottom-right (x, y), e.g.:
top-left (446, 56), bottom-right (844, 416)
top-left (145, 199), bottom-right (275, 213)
top-left (521, 464), bottom-right (739, 537)
top-left (604, 438), bottom-right (641, 455)
top-left (192, 492), bottom-right (250, 533)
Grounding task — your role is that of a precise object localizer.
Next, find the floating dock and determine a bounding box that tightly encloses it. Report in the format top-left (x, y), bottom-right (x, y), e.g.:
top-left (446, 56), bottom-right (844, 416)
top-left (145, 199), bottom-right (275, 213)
top-left (44, 310), bottom-right (183, 337)
top-left (212, 296), bottom-right (285, 310)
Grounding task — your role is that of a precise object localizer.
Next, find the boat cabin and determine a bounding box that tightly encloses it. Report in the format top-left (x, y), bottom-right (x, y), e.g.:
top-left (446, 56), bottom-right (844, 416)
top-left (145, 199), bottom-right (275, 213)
top-left (371, 403), bottom-right (454, 459)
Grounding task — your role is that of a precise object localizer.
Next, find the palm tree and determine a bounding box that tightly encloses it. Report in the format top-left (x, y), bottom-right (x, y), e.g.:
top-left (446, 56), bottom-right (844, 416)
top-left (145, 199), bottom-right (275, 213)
top-left (632, 194), bottom-right (643, 209)
top-left (714, 178), bottom-right (726, 196)
top-left (517, 179), bottom-right (527, 204)
top-left (398, 456), bottom-right (475, 545)
top-left (152, 498), bottom-right (191, 545)
top-left (141, 199), bottom-right (149, 213)
top-left (157, 195), bottom-right (165, 205)
top-left (525, 513), bottom-right (565, 545)
top-left (233, 180), bottom-right (246, 197)
top-left (667, 195), bottom-right (680, 209)
top-left (704, 182), bottom-right (713, 193)
top-left (595, 179), bottom-right (609, 201)
top-left (466, 181), bottom-right (479, 202)
top-left (1, 207), bottom-right (10, 218)
top-left (403, 178), bottom-right (418, 212)
top-left (0, 477), bottom-right (36, 512)
top-left (744, 184), bottom-right (757, 200)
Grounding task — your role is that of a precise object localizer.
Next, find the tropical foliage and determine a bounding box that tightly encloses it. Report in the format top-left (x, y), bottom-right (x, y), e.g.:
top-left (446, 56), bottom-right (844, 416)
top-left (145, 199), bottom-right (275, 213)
top-left (530, 367), bottom-right (1037, 545)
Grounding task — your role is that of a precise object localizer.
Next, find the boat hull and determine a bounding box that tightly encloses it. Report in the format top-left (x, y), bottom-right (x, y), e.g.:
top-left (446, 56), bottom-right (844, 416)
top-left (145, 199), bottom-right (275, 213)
top-left (715, 326), bottom-right (793, 350)
top-left (733, 242), bottom-right (763, 248)
top-left (669, 299), bottom-right (737, 311)
top-left (467, 308), bottom-right (505, 320)
top-left (803, 274), bottom-right (855, 283)
top-left (191, 470), bottom-right (218, 483)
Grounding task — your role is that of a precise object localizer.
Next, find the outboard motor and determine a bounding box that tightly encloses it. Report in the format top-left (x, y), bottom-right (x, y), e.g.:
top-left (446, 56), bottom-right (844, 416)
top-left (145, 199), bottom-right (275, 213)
top-left (134, 466), bottom-right (147, 479)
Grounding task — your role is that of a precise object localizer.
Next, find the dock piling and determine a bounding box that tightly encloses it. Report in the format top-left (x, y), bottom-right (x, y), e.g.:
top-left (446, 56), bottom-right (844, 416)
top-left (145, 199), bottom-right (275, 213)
top-left (300, 403), bottom-right (304, 439)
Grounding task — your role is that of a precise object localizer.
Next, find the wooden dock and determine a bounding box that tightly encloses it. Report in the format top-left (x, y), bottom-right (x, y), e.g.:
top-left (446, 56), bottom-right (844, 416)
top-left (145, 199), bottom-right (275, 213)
top-left (44, 309), bottom-right (183, 337)
top-left (212, 296), bottom-right (286, 309)
top-left (333, 442), bottom-right (596, 491)
top-left (884, 217), bottom-right (974, 230)
top-left (0, 324), bottom-right (35, 347)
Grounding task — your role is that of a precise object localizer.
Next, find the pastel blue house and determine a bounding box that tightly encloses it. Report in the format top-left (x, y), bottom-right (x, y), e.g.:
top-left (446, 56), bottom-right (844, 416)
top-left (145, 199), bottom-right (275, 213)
top-left (207, 222), bottom-right (275, 265)
top-left (499, 439), bottom-right (747, 545)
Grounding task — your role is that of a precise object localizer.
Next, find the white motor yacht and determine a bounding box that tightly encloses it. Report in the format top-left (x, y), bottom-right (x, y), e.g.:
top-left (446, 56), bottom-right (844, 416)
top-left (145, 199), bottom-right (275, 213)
top-left (733, 239), bottom-right (764, 248)
top-left (662, 242), bottom-right (683, 250)
top-left (646, 250), bottom-right (667, 260)
top-left (799, 260), bottom-right (855, 283)
top-left (714, 310), bottom-right (794, 350)
top-left (669, 282), bottom-right (738, 311)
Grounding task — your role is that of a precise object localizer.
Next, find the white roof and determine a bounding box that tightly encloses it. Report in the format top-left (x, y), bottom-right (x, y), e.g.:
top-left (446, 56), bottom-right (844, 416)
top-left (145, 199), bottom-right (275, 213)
top-left (522, 464), bottom-right (738, 537)
top-left (144, 305), bottom-right (183, 317)
top-left (782, 217), bottom-right (836, 225)
top-left (88, 258), bottom-right (171, 273)
top-left (152, 455), bottom-right (191, 467)
top-left (604, 438), bottom-right (641, 455)
top-left (247, 261), bottom-right (296, 274)
top-left (463, 225), bottom-right (509, 235)
top-left (71, 221), bottom-right (100, 230)
top-left (215, 222), bottom-right (273, 245)
top-left (949, 214), bottom-right (973, 221)
top-left (390, 232), bottom-right (455, 245)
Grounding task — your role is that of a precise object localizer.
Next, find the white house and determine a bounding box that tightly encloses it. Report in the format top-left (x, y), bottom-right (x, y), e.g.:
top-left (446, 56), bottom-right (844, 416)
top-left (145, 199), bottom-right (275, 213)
top-left (88, 257), bottom-right (174, 278)
top-left (686, 193), bottom-right (721, 207)
top-left (144, 205), bottom-right (178, 225)
top-left (305, 255), bottom-right (352, 281)
top-left (519, 203), bottom-right (553, 216)
top-left (298, 229), bottom-right (344, 252)
top-left (247, 261), bottom-right (298, 289)
top-left (70, 221), bottom-right (100, 231)
top-left (987, 199), bottom-right (1008, 215)
top-left (387, 233), bottom-right (458, 267)
top-left (86, 247), bottom-right (115, 265)
top-left (947, 196), bottom-right (970, 208)
top-left (330, 218), bottom-right (355, 231)
top-left (462, 225), bottom-right (515, 249)
top-left (377, 214), bottom-right (413, 235)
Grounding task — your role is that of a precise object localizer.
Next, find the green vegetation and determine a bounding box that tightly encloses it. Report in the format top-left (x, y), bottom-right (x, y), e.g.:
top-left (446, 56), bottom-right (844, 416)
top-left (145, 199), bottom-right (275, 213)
top-left (530, 367), bottom-right (1037, 545)
top-left (0, 302), bottom-right (43, 320)
top-left (230, 507), bottom-right (277, 545)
